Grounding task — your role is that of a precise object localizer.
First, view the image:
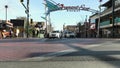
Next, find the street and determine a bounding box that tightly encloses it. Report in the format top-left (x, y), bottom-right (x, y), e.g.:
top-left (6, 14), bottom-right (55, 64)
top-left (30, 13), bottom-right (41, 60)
top-left (0, 38), bottom-right (120, 68)
top-left (0, 0), bottom-right (120, 68)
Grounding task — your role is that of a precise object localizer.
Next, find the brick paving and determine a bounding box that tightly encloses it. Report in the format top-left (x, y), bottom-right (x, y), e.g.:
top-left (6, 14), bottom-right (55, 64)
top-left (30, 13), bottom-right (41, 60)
top-left (0, 39), bottom-right (72, 61)
top-left (0, 38), bottom-right (115, 61)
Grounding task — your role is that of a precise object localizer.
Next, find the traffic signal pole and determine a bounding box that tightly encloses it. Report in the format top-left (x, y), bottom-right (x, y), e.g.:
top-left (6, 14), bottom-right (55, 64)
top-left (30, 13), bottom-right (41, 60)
top-left (27, 0), bottom-right (29, 38)
top-left (20, 0), bottom-right (29, 38)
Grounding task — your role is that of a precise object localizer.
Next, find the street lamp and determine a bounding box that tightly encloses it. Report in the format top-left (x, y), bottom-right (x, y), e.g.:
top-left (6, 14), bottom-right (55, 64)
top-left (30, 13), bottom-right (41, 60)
top-left (5, 5), bottom-right (8, 23)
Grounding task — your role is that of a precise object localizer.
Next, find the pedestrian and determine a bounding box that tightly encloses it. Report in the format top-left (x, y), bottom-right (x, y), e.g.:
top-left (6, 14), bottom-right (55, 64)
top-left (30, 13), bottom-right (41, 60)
top-left (36, 30), bottom-right (39, 37)
top-left (9, 28), bottom-right (13, 38)
top-left (0, 30), bottom-right (2, 39)
top-left (32, 29), bottom-right (35, 37)
top-left (2, 29), bottom-right (6, 38)
top-left (16, 28), bottom-right (20, 38)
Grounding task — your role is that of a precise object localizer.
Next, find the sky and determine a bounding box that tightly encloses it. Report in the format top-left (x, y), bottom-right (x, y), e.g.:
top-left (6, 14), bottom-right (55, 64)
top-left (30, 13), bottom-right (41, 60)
top-left (0, 0), bottom-right (108, 30)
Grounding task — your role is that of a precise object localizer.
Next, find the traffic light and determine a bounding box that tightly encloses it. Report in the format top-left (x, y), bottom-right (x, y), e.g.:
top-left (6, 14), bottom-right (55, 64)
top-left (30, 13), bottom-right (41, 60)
top-left (20, 0), bottom-right (24, 2)
top-left (30, 19), bottom-right (33, 24)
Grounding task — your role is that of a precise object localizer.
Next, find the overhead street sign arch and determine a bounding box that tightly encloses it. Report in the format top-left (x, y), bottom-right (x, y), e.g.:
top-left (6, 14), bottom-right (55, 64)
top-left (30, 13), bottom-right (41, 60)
top-left (44, 0), bottom-right (100, 15)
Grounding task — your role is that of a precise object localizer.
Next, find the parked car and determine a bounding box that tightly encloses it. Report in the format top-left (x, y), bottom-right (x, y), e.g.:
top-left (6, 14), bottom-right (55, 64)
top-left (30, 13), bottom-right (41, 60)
top-left (49, 30), bottom-right (62, 39)
top-left (63, 31), bottom-right (76, 38)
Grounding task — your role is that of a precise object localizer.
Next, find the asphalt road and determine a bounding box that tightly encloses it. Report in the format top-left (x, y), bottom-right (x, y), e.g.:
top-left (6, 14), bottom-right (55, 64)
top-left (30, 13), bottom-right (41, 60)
top-left (0, 38), bottom-right (120, 68)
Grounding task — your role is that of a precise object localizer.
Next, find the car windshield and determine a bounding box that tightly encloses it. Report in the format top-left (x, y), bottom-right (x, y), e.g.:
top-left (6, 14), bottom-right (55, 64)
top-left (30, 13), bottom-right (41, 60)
top-left (1, 0), bottom-right (120, 68)
top-left (52, 31), bottom-right (60, 33)
top-left (68, 32), bottom-right (73, 34)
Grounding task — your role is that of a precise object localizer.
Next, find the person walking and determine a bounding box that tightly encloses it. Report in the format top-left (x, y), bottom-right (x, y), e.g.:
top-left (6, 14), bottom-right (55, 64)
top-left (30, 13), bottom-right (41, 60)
top-left (32, 29), bottom-right (35, 37)
top-left (0, 30), bottom-right (2, 39)
top-left (16, 28), bottom-right (20, 38)
top-left (9, 28), bottom-right (13, 38)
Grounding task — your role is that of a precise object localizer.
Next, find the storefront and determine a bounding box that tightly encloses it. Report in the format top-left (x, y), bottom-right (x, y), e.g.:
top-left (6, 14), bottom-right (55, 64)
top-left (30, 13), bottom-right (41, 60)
top-left (90, 0), bottom-right (120, 38)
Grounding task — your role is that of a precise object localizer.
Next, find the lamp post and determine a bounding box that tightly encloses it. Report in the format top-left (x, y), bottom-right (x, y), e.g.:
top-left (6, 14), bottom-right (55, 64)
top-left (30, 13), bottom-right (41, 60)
top-left (5, 5), bottom-right (8, 23)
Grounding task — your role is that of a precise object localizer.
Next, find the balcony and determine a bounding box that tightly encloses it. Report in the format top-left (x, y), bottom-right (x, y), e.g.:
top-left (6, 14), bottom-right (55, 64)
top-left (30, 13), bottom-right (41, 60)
top-left (100, 20), bottom-right (110, 26)
top-left (115, 17), bottom-right (120, 23)
top-left (100, 17), bottom-right (120, 28)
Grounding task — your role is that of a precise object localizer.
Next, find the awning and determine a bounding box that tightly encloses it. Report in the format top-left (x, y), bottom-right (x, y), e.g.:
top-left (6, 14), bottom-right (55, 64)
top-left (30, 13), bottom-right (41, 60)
top-left (6, 21), bottom-right (13, 28)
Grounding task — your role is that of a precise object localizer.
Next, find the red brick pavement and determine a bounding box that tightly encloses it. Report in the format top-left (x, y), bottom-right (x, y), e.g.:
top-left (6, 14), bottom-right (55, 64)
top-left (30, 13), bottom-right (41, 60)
top-left (0, 38), bottom-right (104, 61)
top-left (0, 42), bottom-right (72, 61)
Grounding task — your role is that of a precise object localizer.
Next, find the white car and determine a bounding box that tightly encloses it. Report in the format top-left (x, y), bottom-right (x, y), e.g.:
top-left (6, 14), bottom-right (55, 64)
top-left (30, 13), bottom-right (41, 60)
top-left (49, 31), bottom-right (62, 39)
top-left (64, 31), bottom-right (76, 38)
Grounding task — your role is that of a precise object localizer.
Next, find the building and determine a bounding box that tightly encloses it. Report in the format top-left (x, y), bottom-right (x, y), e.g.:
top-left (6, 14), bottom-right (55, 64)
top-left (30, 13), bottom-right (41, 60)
top-left (90, 0), bottom-right (120, 38)
top-left (65, 25), bottom-right (77, 32)
top-left (10, 19), bottom-right (24, 37)
top-left (0, 20), bottom-right (13, 38)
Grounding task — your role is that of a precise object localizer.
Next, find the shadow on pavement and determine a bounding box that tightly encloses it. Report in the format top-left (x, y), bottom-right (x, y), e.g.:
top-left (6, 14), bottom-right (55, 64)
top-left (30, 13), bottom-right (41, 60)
top-left (26, 52), bottom-right (52, 58)
top-left (39, 42), bottom-right (120, 68)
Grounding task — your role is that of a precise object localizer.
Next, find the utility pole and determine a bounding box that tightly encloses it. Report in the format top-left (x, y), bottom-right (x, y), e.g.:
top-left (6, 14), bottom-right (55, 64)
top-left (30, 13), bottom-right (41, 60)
top-left (20, 0), bottom-right (29, 38)
top-left (48, 13), bottom-right (51, 32)
top-left (85, 15), bottom-right (87, 38)
top-left (97, 1), bottom-right (102, 38)
top-left (78, 22), bottom-right (81, 38)
top-left (112, 0), bottom-right (115, 38)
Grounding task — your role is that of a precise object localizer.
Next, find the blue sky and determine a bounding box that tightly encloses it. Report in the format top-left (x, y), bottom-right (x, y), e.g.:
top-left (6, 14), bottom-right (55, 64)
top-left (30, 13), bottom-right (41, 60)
top-left (0, 0), bottom-right (108, 30)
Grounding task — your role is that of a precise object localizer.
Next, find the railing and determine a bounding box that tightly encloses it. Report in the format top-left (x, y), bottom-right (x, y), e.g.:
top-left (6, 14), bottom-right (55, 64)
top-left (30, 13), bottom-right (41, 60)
top-left (115, 17), bottom-right (120, 23)
top-left (100, 17), bottom-right (120, 26)
top-left (100, 20), bottom-right (110, 26)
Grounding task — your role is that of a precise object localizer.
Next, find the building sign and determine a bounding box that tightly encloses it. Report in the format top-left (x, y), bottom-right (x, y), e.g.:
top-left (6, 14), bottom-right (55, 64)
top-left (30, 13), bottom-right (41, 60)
top-left (59, 4), bottom-right (90, 12)
top-left (10, 19), bottom-right (24, 27)
top-left (6, 21), bottom-right (13, 28)
top-left (90, 23), bottom-right (95, 30)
